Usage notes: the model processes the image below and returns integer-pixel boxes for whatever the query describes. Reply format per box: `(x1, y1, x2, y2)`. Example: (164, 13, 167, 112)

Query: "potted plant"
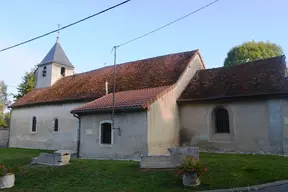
(177, 156, 207, 187)
(0, 164, 22, 189)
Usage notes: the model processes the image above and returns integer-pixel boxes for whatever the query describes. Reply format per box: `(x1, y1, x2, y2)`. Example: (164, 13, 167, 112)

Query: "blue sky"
(0, 0, 287, 97)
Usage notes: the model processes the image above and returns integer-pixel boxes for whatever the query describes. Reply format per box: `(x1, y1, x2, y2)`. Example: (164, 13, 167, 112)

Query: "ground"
(1, 148, 288, 192)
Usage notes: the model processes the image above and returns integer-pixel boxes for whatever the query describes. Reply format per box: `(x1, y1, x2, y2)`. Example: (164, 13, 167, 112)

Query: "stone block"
(31, 153, 55, 166)
(168, 147, 199, 161)
(140, 155, 183, 168)
(31, 151, 72, 166)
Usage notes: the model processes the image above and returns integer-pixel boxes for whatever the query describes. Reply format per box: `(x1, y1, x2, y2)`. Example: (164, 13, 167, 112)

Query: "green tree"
(13, 68, 35, 100)
(224, 41, 284, 67)
(0, 81, 8, 128)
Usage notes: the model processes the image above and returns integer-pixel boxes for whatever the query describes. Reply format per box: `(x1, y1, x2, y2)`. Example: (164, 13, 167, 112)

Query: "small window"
(42, 66, 47, 77)
(32, 116, 37, 133)
(100, 122, 112, 144)
(54, 118, 59, 132)
(214, 107, 230, 133)
(61, 67, 65, 76)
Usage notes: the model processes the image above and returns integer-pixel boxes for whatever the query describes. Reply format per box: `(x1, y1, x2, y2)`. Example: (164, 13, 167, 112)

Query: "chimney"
(105, 81, 108, 95)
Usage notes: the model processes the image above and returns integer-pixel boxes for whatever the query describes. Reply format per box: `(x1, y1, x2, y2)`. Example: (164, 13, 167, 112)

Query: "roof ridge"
(69, 50, 198, 77)
(200, 55, 286, 72)
(104, 85, 171, 96)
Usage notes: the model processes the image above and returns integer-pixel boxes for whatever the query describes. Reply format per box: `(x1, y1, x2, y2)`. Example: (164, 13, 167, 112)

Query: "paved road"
(255, 184, 288, 192)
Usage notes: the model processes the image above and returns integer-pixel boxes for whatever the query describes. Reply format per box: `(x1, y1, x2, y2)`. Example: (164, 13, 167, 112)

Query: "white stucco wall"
(36, 64, 52, 88)
(36, 63, 74, 88)
(79, 112, 147, 160)
(9, 102, 85, 150)
(179, 99, 286, 154)
(147, 54, 205, 155)
(51, 63, 74, 85)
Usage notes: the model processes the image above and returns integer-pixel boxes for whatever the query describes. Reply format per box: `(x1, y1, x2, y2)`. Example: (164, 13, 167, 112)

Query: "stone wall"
(147, 54, 205, 155)
(179, 99, 285, 154)
(0, 129, 9, 148)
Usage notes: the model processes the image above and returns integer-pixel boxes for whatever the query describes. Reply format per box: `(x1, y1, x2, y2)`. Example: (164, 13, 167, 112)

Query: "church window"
(61, 67, 66, 76)
(32, 116, 37, 133)
(100, 121, 112, 144)
(214, 107, 230, 133)
(42, 66, 47, 77)
(54, 118, 59, 132)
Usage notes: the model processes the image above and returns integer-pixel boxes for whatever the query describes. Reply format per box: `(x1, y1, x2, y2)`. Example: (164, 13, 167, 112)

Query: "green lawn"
(1, 148, 288, 192)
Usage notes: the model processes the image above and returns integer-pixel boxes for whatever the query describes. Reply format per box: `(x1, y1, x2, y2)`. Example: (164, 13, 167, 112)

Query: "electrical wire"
(0, 0, 132, 53)
(116, 0, 220, 48)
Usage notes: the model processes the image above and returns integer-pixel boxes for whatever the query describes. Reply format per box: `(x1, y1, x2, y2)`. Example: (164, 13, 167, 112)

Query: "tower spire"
(56, 24, 60, 42)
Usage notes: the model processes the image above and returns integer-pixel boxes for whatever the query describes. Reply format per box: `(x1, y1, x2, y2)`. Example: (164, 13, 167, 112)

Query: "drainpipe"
(73, 114, 81, 159)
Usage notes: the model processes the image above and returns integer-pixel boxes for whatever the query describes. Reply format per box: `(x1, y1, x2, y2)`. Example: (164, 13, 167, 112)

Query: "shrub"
(177, 156, 207, 176)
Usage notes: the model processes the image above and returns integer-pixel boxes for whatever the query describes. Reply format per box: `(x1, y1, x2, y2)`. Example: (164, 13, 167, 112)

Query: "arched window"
(42, 66, 47, 77)
(214, 107, 230, 133)
(32, 116, 37, 133)
(61, 67, 66, 76)
(100, 122, 112, 144)
(54, 118, 59, 132)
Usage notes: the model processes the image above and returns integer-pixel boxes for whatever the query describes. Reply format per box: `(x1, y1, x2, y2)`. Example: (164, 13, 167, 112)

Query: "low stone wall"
(0, 129, 9, 148)
(140, 147, 199, 169)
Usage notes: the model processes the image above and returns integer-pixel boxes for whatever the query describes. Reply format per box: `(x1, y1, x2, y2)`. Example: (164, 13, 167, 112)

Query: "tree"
(224, 41, 284, 67)
(0, 81, 8, 128)
(13, 68, 35, 100)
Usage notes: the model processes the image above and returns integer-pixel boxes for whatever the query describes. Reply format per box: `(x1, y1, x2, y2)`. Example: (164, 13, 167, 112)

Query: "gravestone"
(31, 150, 72, 166)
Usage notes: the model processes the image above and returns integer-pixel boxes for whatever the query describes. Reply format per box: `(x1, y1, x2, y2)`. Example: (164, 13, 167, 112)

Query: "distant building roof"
(38, 41, 73, 68)
(71, 86, 170, 114)
(10, 50, 198, 108)
(179, 55, 288, 102)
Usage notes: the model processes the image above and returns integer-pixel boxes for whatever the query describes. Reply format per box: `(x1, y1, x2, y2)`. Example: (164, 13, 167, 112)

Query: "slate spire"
(38, 41, 73, 68)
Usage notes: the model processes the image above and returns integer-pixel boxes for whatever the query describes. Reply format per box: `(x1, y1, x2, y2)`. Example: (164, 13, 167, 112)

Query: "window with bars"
(100, 122, 112, 144)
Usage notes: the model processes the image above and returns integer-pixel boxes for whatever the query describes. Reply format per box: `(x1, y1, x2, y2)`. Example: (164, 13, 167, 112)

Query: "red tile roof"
(179, 55, 288, 101)
(71, 86, 170, 114)
(10, 50, 198, 108)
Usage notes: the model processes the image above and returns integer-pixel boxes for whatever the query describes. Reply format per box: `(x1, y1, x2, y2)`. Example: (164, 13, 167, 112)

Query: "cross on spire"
(56, 24, 61, 42)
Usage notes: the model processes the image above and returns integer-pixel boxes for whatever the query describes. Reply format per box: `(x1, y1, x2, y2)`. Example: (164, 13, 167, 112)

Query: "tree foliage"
(13, 68, 35, 100)
(224, 41, 284, 67)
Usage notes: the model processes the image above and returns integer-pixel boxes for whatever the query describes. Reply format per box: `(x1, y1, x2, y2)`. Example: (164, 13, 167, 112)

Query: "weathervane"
(56, 24, 61, 42)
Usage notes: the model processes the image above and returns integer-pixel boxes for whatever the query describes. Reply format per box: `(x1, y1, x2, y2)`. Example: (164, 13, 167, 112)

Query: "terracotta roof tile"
(71, 86, 169, 113)
(179, 55, 288, 101)
(11, 50, 197, 108)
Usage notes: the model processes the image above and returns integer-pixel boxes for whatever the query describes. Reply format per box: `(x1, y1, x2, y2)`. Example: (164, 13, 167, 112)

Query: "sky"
(0, 0, 287, 98)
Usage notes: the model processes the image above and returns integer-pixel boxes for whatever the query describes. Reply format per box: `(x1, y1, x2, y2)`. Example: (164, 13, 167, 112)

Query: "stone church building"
(9, 41, 288, 159)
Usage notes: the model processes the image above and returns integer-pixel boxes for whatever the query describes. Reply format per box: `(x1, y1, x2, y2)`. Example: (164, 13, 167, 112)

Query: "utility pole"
(112, 46, 117, 130)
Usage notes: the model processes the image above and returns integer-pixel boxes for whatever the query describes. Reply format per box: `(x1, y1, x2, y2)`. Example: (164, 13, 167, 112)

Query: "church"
(9, 40, 288, 159)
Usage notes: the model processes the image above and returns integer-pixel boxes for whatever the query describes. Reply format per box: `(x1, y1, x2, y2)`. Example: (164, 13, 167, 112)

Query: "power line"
(116, 0, 220, 48)
(109, 0, 220, 129)
(0, 0, 132, 53)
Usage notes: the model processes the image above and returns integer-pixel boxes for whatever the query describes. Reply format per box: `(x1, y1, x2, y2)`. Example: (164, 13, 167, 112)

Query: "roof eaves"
(71, 105, 145, 115)
(9, 97, 96, 109)
(177, 91, 288, 103)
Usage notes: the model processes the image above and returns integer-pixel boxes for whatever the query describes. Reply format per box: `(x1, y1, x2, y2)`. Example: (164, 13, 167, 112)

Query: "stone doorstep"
(198, 180, 288, 192)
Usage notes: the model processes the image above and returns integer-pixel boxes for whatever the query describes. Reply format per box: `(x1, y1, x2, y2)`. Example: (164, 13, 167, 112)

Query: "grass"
(1, 148, 288, 191)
